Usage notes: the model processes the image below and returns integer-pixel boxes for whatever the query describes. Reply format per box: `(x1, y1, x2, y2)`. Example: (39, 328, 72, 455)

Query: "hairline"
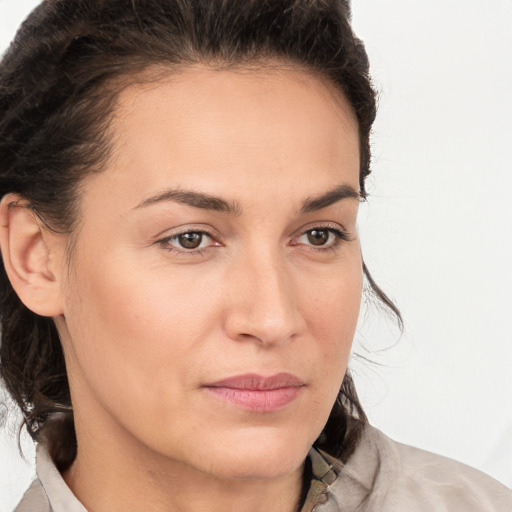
(62, 58, 361, 265)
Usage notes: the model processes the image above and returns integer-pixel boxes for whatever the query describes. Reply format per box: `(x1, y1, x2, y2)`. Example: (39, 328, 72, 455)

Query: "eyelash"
(157, 228, 219, 256)
(157, 224, 351, 256)
(292, 225, 351, 253)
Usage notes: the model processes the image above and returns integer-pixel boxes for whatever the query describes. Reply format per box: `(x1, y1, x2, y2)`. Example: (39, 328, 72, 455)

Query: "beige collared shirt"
(15, 425, 512, 511)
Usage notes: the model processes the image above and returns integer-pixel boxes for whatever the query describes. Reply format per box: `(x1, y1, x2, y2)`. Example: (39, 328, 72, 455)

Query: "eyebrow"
(135, 184, 359, 215)
(300, 184, 361, 214)
(135, 189, 242, 215)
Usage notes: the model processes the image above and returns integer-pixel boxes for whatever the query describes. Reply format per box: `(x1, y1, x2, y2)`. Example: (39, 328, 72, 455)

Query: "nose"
(223, 249, 305, 347)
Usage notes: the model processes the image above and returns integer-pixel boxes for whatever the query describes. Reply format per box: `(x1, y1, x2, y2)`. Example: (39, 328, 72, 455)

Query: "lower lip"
(204, 386, 302, 412)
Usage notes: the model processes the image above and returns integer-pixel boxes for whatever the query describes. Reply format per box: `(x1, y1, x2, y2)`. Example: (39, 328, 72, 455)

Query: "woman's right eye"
(159, 231, 216, 253)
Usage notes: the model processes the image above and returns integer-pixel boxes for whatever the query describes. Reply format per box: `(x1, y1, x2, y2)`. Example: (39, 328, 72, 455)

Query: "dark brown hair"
(0, 0, 401, 472)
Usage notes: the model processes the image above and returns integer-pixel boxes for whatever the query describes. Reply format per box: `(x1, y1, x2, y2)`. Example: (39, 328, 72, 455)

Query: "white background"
(1, 0, 511, 510)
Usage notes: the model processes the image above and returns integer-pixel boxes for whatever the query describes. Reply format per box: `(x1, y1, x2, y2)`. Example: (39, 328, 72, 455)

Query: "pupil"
(179, 232, 202, 249)
(307, 229, 329, 246)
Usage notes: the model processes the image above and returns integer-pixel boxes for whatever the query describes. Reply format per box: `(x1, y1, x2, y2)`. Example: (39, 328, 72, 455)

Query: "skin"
(1, 66, 362, 512)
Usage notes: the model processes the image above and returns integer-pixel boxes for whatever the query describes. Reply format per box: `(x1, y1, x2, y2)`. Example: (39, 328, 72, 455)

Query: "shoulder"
(14, 478, 51, 512)
(322, 425, 512, 512)
(14, 444, 86, 512)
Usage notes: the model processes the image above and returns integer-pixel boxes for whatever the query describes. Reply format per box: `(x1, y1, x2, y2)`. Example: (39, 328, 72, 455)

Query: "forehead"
(83, 65, 360, 213)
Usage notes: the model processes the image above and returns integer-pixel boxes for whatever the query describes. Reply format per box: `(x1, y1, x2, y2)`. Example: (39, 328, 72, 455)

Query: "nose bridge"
(225, 244, 302, 345)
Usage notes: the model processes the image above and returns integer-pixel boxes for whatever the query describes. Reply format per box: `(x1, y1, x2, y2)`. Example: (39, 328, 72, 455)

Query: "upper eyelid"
(294, 227, 350, 245)
(161, 230, 216, 248)
(154, 221, 351, 243)
(168, 228, 214, 238)
(294, 221, 349, 236)
(155, 224, 219, 241)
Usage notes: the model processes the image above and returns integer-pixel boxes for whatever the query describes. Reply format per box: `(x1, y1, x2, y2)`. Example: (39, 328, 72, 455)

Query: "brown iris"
(307, 229, 329, 246)
(178, 232, 203, 249)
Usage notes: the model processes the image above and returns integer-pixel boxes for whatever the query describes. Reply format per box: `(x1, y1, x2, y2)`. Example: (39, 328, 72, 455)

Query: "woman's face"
(55, 66, 362, 481)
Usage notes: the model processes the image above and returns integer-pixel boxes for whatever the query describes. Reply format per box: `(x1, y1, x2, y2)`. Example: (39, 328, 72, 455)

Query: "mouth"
(203, 373, 305, 412)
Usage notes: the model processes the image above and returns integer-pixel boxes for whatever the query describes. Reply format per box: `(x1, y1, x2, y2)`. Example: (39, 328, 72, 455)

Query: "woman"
(0, 1, 510, 511)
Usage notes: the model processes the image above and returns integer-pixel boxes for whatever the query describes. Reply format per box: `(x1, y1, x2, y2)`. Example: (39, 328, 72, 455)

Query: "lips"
(203, 373, 305, 412)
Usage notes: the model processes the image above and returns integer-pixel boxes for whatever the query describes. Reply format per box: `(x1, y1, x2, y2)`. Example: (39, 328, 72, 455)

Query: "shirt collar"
(36, 444, 87, 512)
(301, 447, 339, 511)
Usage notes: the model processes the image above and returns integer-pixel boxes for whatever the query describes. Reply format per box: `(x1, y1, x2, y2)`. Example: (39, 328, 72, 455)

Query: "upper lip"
(205, 373, 305, 390)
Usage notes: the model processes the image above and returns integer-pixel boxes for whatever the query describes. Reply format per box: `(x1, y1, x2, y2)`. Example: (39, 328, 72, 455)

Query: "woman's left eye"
(294, 227, 349, 249)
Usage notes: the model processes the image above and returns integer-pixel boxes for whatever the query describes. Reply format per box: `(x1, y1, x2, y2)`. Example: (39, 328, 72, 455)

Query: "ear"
(0, 194, 64, 317)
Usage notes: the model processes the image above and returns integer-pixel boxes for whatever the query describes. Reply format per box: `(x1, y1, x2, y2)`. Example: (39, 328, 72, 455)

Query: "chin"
(192, 428, 313, 481)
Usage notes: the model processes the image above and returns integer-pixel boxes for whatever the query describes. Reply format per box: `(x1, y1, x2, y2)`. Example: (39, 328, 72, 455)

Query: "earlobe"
(0, 194, 64, 317)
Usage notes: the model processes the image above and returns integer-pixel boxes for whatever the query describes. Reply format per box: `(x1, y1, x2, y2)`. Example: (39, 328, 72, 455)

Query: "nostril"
(224, 305, 302, 347)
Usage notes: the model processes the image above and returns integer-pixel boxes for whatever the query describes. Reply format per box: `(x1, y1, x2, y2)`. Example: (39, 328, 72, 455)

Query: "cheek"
(60, 252, 218, 422)
(297, 254, 362, 389)
(304, 258, 362, 343)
